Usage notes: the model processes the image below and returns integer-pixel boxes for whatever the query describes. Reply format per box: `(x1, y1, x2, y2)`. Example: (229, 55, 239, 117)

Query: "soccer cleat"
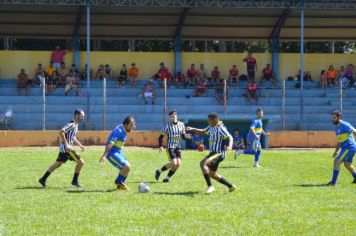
(229, 185, 237, 193)
(71, 181, 83, 188)
(38, 178, 46, 188)
(205, 186, 216, 195)
(117, 182, 129, 191)
(234, 149, 243, 159)
(352, 179, 356, 184)
(162, 177, 170, 183)
(326, 181, 335, 186)
(155, 170, 161, 181)
(253, 163, 261, 168)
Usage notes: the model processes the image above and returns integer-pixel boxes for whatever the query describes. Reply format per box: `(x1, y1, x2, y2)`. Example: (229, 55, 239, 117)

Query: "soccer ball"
(198, 143, 205, 152)
(138, 182, 149, 193)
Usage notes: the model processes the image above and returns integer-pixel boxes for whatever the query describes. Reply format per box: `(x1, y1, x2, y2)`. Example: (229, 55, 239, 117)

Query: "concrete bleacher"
(0, 79, 355, 131)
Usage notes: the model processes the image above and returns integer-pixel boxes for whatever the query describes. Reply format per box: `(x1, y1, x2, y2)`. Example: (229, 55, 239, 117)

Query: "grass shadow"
(153, 191, 200, 197)
(66, 189, 117, 193)
(128, 181, 157, 184)
(294, 183, 331, 188)
(220, 166, 250, 169)
(15, 186, 65, 190)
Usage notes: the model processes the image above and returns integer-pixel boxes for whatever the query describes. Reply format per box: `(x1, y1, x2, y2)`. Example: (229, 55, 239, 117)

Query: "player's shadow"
(220, 166, 249, 169)
(66, 189, 117, 193)
(128, 181, 157, 184)
(294, 183, 330, 188)
(15, 186, 65, 190)
(153, 191, 199, 197)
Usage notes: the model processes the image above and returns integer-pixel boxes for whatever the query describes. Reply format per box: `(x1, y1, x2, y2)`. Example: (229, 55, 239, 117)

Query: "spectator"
(96, 64, 106, 80)
(51, 46, 67, 71)
(128, 63, 139, 87)
(197, 64, 208, 84)
(229, 65, 239, 87)
(81, 64, 93, 81)
(232, 129, 245, 150)
(189, 131, 205, 149)
(17, 68, 30, 96)
(58, 62, 67, 86)
(105, 64, 113, 80)
(261, 63, 277, 87)
(173, 71, 185, 88)
(186, 63, 197, 87)
(345, 64, 355, 88)
(69, 64, 80, 81)
(64, 71, 79, 96)
(118, 64, 128, 87)
(155, 62, 170, 88)
(215, 79, 227, 105)
(244, 79, 259, 105)
(338, 65, 348, 88)
(34, 63, 46, 87)
(141, 80, 156, 105)
(210, 66, 221, 87)
(305, 71, 312, 81)
(327, 65, 337, 87)
(190, 78, 207, 97)
(242, 51, 257, 80)
(46, 62, 58, 95)
(320, 70, 327, 89)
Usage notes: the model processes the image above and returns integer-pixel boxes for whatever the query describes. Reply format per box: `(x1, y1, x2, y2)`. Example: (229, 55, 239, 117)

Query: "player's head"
(234, 129, 239, 136)
(208, 112, 219, 126)
(256, 108, 263, 118)
(331, 110, 342, 125)
(123, 115, 136, 133)
(169, 110, 178, 123)
(74, 109, 85, 123)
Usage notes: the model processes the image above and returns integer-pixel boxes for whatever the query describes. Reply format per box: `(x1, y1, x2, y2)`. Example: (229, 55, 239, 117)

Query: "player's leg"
(39, 152, 68, 187)
(253, 142, 262, 167)
(342, 150, 356, 183)
(70, 150, 84, 187)
(200, 153, 215, 193)
(328, 149, 346, 185)
(107, 152, 130, 190)
(163, 149, 182, 182)
(208, 157, 236, 192)
(235, 140, 256, 157)
(155, 149, 174, 181)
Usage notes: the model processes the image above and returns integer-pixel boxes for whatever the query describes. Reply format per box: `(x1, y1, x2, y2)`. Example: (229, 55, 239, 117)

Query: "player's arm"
(158, 133, 165, 153)
(333, 144, 340, 159)
(262, 129, 271, 136)
(59, 129, 71, 152)
(99, 142, 114, 163)
(186, 127, 206, 135)
(73, 137, 85, 151)
(225, 134, 233, 151)
(250, 127, 260, 140)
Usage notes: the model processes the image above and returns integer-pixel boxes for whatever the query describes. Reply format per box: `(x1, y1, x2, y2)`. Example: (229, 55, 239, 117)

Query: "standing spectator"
(229, 65, 239, 87)
(51, 46, 67, 71)
(96, 64, 106, 80)
(105, 64, 113, 80)
(210, 66, 221, 87)
(327, 65, 337, 87)
(155, 62, 170, 88)
(35, 63, 46, 87)
(242, 51, 257, 81)
(261, 63, 277, 87)
(320, 70, 327, 89)
(197, 64, 208, 84)
(118, 64, 128, 87)
(46, 62, 58, 95)
(81, 64, 93, 81)
(64, 71, 79, 96)
(17, 69, 30, 96)
(141, 80, 156, 105)
(58, 62, 68, 86)
(215, 79, 227, 105)
(128, 63, 139, 87)
(345, 64, 355, 88)
(186, 63, 197, 87)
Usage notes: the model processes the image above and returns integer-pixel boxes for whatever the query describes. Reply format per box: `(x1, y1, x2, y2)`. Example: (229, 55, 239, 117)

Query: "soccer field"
(0, 147, 355, 235)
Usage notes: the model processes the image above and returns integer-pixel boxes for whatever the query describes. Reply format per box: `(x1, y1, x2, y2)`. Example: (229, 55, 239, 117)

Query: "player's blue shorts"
(107, 152, 128, 169)
(337, 148, 355, 163)
(246, 139, 260, 150)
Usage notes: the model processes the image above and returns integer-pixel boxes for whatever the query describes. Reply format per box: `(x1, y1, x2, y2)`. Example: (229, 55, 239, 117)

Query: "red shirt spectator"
(243, 52, 257, 79)
(211, 66, 220, 84)
(51, 46, 66, 70)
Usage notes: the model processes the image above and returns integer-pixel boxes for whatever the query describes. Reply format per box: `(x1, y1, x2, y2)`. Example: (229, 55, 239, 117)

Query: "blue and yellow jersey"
(247, 118, 263, 141)
(335, 120, 356, 149)
(106, 124, 127, 155)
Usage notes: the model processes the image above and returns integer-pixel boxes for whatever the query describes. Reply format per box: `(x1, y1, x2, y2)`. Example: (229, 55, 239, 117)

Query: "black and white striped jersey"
(204, 121, 230, 157)
(162, 121, 186, 149)
(59, 120, 78, 153)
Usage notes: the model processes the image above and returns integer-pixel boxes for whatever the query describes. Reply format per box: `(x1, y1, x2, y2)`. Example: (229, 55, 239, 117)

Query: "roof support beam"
(72, 5, 83, 70)
(173, 7, 189, 74)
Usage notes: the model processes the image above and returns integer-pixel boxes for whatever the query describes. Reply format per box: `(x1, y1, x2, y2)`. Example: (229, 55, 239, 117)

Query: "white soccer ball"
(138, 182, 149, 193)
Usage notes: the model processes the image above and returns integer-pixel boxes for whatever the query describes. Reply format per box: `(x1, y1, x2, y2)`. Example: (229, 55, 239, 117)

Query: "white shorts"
(144, 92, 153, 98)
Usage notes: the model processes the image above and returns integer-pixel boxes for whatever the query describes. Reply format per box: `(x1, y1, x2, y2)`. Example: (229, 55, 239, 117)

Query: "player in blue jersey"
(327, 110, 356, 186)
(99, 116, 136, 190)
(235, 108, 270, 167)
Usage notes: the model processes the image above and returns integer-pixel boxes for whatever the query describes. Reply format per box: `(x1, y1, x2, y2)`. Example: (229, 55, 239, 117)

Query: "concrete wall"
(1, 50, 355, 81)
(0, 131, 337, 148)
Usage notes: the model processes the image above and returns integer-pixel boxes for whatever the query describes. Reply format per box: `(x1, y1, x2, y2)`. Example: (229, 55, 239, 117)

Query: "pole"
(86, 1, 90, 89)
(42, 80, 46, 131)
(340, 80, 343, 114)
(103, 77, 106, 130)
(300, 6, 305, 125)
(224, 78, 227, 116)
(282, 79, 286, 130)
(163, 79, 167, 126)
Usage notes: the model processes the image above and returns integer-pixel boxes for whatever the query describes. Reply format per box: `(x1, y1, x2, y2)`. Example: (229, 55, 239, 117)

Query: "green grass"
(0, 147, 355, 235)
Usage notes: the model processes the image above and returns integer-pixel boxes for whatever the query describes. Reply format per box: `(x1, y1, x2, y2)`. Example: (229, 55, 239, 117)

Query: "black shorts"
(263, 74, 273, 80)
(205, 152, 224, 171)
(166, 148, 182, 160)
(56, 150, 81, 163)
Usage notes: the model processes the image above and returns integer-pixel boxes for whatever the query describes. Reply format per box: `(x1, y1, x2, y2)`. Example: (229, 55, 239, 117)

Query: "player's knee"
(78, 159, 84, 165)
(124, 163, 131, 171)
(200, 160, 206, 169)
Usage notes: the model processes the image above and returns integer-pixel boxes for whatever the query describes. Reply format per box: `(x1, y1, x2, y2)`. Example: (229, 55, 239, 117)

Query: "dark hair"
(321, 70, 325, 74)
(331, 110, 342, 118)
(169, 110, 177, 116)
(123, 115, 135, 125)
(74, 109, 84, 117)
(256, 108, 263, 113)
(208, 112, 218, 119)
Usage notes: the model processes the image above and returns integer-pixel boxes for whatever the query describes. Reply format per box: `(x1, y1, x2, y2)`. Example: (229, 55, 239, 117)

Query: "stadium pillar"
(299, 6, 305, 127)
(174, 35, 182, 74)
(86, 1, 91, 88)
(72, 6, 83, 71)
(271, 37, 279, 81)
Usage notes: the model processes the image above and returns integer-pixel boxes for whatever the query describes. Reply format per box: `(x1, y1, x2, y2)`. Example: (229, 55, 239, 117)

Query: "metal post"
(271, 37, 279, 81)
(224, 78, 227, 116)
(340, 80, 343, 114)
(42, 79, 46, 131)
(86, 1, 91, 89)
(300, 6, 305, 125)
(282, 79, 286, 130)
(163, 79, 167, 126)
(103, 77, 106, 130)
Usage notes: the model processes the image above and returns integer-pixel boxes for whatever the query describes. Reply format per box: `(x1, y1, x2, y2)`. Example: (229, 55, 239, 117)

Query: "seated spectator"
(345, 64, 355, 88)
(327, 65, 337, 87)
(118, 64, 128, 87)
(186, 63, 197, 87)
(96, 64, 106, 80)
(58, 62, 67, 86)
(320, 70, 327, 89)
(215, 79, 228, 105)
(197, 64, 208, 84)
(305, 71, 312, 81)
(261, 64, 277, 87)
(189, 131, 205, 149)
(210, 66, 220, 87)
(155, 62, 170, 88)
(69, 64, 80, 81)
(243, 79, 260, 105)
(128, 63, 139, 87)
(81, 64, 93, 80)
(338, 65, 348, 88)
(141, 80, 156, 105)
(35, 63, 46, 87)
(17, 68, 30, 96)
(173, 71, 185, 88)
(46, 62, 58, 95)
(190, 78, 207, 97)
(229, 65, 239, 87)
(64, 71, 79, 96)
(105, 64, 113, 80)
(232, 129, 245, 150)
